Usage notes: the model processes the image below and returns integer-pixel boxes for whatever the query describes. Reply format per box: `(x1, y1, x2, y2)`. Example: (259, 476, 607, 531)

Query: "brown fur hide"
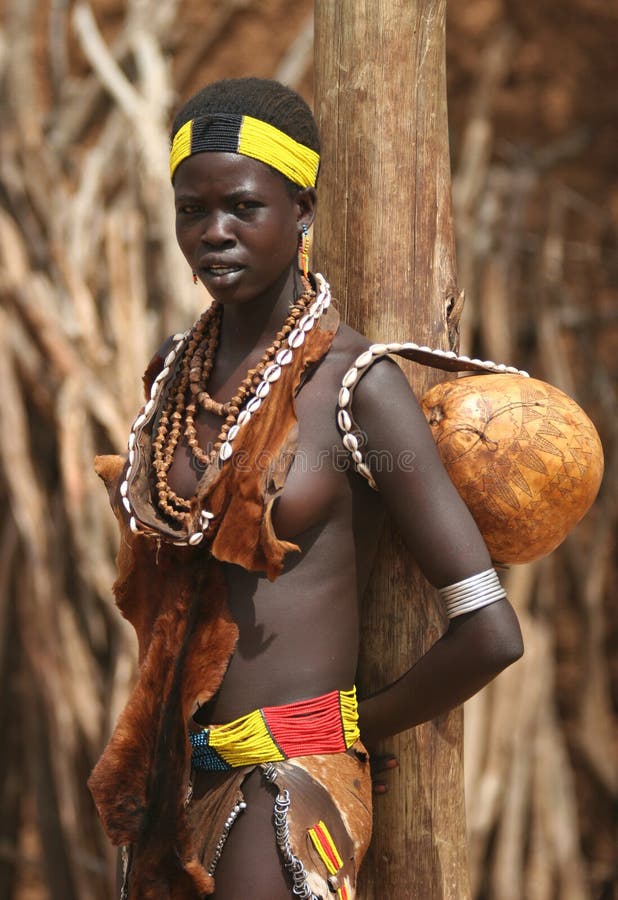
(88, 308, 339, 898)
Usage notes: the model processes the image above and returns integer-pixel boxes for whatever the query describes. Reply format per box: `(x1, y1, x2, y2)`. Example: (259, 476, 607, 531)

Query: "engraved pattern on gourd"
(421, 375, 604, 564)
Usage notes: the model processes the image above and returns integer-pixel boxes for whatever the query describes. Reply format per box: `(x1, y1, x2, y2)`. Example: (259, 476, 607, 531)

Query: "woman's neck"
(218, 268, 305, 360)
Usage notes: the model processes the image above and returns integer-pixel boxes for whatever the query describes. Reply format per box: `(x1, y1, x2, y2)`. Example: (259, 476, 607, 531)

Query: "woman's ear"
(296, 187, 317, 230)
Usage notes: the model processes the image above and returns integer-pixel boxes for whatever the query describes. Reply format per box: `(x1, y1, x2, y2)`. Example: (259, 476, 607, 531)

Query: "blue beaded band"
(190, 730, 230, 772)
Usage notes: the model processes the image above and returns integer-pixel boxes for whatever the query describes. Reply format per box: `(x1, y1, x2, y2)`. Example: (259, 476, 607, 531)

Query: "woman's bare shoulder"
(326, 320, 372, 368)
(327, 322, 413, 400)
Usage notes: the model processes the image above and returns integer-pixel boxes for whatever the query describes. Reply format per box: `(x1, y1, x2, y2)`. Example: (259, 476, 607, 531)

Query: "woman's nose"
(200, 212, 234, 247)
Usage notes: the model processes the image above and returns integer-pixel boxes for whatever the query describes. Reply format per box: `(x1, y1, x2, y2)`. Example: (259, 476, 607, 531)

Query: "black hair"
(170, 77, 320, 190)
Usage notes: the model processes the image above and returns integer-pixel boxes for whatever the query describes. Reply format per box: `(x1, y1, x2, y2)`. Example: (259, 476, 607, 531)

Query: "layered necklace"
(120, 273, 332, 546)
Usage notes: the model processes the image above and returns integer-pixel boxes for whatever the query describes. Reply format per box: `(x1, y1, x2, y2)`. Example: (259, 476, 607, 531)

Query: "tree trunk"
(313, 2, 470, 897)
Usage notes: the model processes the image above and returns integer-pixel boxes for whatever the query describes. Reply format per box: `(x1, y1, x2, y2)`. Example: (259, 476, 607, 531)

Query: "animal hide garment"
(88, 306, 339, 898)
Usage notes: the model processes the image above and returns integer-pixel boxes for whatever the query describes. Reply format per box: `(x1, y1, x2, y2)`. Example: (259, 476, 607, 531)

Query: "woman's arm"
(351, 358, 524, 744)
(358, 600, 522, 745)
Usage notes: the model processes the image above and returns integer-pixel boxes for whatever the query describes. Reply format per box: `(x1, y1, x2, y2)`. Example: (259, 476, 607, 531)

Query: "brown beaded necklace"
(151, 278, 315, 523)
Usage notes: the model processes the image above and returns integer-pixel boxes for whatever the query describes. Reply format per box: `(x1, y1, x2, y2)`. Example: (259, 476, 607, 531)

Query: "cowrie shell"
(152, 368, 170, 394)
(357, 462, 374, 482)
(128, 450, 135, 466)
(144, 399, 155, 416)
(122, 497, 131, 513)
(337, 409, 352, 432)
(299, 314, 316, 332)
(387, 342, 403, 352)
(189, 532, 204, 546)
(226, 425, 240, 441)
(237, 410, 251, 425)
(133, 413, 146, 430)
(401, 342, 419, 351)
(219, 441, 233, 461)
(343, 433, 359, 452)
(370, 343, 388, 354)
(352, 450, 363, 464)
(201, 510, 214, 520)
(342, 367, 358, 388)
(128, 433, 136, 450)
(129, 517, 139, 534)
(355, 350, 374, 369)
(164, 351, 176, 367)
(255, 380, 270, 398)
(264, 364, 282, 383)
(120, 481, 128, 497)
(288, 329, 305, 348)
(246, 397, 262, 413)
(338, 386, 350, 407)
(275, 348, 293, 366)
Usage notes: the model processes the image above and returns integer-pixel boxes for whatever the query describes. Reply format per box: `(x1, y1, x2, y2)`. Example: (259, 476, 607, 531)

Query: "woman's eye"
(235, 200, 261, 212)
(177, 204, 203, 215)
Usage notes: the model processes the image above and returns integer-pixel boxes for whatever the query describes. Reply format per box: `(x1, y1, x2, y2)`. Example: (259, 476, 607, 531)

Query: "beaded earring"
(298, 224, 310, 278)
(193, 272, 199, 285)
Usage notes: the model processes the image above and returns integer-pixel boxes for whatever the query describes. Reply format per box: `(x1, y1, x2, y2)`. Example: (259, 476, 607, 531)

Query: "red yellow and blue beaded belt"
(190, 687, 360, 771)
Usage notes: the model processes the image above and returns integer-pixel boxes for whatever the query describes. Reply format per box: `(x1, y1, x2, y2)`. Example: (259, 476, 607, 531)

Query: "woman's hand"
(369, 752, 398, 795)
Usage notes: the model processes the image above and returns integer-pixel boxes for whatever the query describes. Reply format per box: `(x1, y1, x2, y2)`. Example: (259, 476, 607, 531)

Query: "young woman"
(89, 78, 523, 900)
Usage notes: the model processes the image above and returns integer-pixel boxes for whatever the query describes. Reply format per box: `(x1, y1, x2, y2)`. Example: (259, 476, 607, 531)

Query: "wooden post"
(313, 2, 469, 898)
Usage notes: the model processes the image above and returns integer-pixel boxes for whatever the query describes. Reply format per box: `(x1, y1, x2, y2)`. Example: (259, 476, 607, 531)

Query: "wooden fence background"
(0, 1, 615, 898)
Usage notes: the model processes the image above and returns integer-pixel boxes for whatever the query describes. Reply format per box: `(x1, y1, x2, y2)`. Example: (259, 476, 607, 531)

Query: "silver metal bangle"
(439, 568, 506, 619)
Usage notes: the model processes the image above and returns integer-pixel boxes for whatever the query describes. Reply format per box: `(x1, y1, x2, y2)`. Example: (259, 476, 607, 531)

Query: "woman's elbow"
(496, 625, 524, 669)
(484, 606, 524, 673)
(456, 599, 524, 675)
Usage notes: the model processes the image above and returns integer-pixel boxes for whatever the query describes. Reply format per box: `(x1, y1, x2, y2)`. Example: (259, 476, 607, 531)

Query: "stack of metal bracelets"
(439, 568, 506, 619)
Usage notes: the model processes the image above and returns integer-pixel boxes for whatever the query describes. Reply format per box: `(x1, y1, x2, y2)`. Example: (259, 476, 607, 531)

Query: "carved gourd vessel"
(421, 374, 604, 564)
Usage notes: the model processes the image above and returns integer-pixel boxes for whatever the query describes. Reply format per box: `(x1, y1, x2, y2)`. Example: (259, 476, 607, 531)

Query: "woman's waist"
(193, 662, 358, 726)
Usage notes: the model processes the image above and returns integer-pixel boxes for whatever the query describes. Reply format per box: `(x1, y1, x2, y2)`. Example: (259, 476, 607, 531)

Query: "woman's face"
(174, 152, 316, 305)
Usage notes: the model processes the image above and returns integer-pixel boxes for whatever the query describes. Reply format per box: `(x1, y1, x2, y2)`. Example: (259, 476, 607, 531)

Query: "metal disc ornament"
(421, 374, 604, 564)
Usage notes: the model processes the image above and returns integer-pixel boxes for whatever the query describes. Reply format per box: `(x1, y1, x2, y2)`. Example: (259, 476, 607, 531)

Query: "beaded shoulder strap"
(336, 341, 529, 489)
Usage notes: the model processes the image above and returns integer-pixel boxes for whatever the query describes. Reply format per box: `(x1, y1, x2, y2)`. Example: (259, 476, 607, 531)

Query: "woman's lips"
(199, 255, 242, 269)
(201, 263, 243, 278)
(206, 264, 240, 271)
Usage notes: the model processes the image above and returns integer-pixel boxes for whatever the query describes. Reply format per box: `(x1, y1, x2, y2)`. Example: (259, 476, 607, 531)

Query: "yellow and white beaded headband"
(169, 113, 320, 187)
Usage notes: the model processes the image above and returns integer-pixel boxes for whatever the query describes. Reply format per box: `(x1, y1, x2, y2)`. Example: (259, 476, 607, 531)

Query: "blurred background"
(0, 1, 615, 898)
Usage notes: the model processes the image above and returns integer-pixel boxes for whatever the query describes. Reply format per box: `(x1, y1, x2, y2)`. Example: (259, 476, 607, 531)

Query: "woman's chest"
(164, 366, 349, 541)
(271, 386, 347, 540)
